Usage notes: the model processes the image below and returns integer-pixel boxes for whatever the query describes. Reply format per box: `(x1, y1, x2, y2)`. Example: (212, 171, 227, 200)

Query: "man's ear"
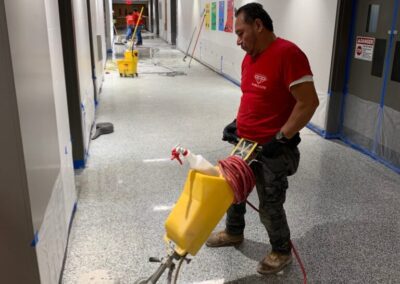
(254, 19, 264, 32)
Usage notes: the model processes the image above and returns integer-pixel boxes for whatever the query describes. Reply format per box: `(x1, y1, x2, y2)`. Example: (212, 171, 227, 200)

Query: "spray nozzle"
(171, 145, 187, 165)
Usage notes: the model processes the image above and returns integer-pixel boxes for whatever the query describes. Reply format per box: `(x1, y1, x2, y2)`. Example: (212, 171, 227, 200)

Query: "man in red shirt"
(133, 9, 146, 45)
(206, 3, 319, 275)
(125, 11, 135, 41)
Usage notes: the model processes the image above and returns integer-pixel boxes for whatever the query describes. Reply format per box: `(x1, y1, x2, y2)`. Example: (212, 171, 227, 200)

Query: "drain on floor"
(78, 270, 120, 284)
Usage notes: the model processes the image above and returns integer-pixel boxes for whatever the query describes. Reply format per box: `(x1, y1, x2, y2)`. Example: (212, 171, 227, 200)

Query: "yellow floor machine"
(135, 139, 259, 284)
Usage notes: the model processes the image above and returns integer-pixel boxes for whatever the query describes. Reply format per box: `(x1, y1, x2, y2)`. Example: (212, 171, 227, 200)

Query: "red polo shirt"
(236, 38, 313, 144)
(126, 15, 134, 26)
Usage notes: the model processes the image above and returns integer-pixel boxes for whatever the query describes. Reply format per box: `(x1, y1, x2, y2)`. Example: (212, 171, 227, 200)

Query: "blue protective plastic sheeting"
(342, 136, 400, 174)
(338, 0, 400, 173)
(372, 0, 400, 154)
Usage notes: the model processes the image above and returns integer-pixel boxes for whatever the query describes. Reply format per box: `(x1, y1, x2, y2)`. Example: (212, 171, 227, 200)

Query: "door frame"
(328, 0, 400, 173)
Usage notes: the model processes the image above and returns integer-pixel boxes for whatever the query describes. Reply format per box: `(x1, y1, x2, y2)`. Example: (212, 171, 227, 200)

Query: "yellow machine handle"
(130, 6, 144, 50)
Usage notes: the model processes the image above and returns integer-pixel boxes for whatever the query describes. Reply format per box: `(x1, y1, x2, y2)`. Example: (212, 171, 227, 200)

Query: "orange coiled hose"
(218, 156, 256, 204)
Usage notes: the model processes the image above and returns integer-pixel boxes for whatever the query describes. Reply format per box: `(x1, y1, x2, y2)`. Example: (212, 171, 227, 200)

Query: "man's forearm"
(280, 101, 318, 138)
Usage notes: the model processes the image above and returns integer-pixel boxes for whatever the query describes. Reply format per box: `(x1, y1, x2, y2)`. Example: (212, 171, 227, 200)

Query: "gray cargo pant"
(225, 145, 300, 254)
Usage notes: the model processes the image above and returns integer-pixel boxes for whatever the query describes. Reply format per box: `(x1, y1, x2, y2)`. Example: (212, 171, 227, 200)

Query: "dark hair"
(235, 3, 274, 32)
(133, 9, 138, 12)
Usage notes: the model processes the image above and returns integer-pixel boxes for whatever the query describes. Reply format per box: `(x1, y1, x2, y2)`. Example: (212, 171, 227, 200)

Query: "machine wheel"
(119, 73, 122, 77)
(136, 73, 139, 77)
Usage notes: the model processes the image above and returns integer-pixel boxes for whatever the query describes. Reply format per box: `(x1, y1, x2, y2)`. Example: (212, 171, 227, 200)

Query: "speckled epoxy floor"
(61, 37, 400, 284)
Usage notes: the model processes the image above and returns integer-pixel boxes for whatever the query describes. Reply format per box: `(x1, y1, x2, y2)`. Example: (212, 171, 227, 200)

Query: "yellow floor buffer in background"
(135, 140, 259, 284)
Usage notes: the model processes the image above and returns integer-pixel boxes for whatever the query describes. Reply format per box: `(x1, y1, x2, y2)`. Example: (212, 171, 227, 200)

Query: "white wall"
(89, 0, 107, 95)
(167, 0, 172, 42)
(43, 0, 77, 229)
(176, 0, 339, 131)
(105, 0, 114, 52)
(158, 0, 167, 40)
(97, 0, 107, 65)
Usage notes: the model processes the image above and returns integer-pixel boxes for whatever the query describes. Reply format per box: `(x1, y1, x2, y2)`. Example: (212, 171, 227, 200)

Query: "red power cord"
(218, 156, 307, 284)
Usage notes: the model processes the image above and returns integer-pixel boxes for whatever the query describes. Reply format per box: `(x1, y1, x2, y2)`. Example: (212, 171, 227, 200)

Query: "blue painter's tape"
(107, 48, 113, 54)
(338, 0, 358, 136)
(306, 123, 340, 139)
(95, 99, 99, 107)
(220, 72, 240, 87)
(30, 231, 39, 247)
(80, 103, 85, 111)
(72, 202, 77, 215)
(378, 0, 399, 108)
(306, 122, 326, 137)
(73, 159, 85, 169)
(74, 147, 89, 169)
(66, 202, 78, 237)
(373, 0, 400, 154)
(342, 136, 400, 174)
(197, 56, 240, 87)
(307, 126, 400, 174)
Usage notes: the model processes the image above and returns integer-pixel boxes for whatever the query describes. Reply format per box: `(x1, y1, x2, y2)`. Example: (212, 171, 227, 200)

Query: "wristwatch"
(275, 131, 289, 143)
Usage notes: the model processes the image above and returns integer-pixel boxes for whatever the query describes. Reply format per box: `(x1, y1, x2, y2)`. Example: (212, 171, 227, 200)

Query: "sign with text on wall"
(354, 36, 375, 61)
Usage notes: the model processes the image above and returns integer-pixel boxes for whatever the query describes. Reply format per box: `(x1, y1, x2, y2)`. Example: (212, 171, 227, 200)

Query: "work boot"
(257, 251, 292, 275)
(205, 230, 243, 247)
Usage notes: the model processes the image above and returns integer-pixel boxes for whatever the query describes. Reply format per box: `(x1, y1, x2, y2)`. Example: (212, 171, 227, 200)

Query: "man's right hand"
(261, 132, 301, 158)
(222, 119, 239, 143)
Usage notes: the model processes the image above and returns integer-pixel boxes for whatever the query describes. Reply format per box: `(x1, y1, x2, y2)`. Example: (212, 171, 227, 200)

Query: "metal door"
(342, 0, 400, 169)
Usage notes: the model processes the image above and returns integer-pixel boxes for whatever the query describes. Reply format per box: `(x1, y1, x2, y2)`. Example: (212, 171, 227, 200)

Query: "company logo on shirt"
(252, 73, 267, 89)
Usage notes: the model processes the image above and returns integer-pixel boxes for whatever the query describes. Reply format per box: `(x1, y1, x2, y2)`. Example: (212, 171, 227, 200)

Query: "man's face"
(235, 13, 258, 56)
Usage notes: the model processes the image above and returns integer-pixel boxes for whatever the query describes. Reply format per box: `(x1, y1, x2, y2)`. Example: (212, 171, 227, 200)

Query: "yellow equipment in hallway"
(164, 170, 234, 256)
(117, 6, 144, 78)
(135, 139, 258, 284)
(117, 49, 138, 77)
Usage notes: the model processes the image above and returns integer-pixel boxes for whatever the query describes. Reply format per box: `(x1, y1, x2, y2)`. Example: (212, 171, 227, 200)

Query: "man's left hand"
(222, 119, 239, 143)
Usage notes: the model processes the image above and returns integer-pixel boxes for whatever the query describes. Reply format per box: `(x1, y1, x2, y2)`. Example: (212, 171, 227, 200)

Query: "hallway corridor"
(61, 38, 400, 284)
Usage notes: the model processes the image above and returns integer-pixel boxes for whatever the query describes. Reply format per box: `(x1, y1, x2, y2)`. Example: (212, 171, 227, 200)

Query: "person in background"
(133, 9, 146, 46)
(206, 2, 319, 275)
(125, 11, 135, 41)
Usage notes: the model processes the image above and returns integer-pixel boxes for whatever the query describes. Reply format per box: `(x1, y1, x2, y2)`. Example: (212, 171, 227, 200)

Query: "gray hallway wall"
(1, 0, 78, 282)
(0, 1, 41, 283)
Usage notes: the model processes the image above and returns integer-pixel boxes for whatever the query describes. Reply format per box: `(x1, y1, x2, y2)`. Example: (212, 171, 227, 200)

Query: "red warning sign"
(354, 36, 375, 61)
